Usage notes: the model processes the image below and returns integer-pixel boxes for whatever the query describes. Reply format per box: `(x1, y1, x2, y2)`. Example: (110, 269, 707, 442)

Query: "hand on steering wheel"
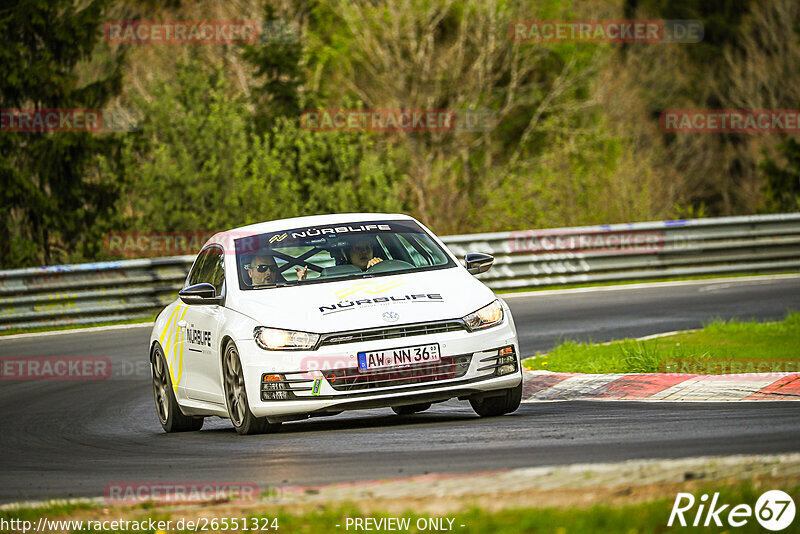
(365, 257, 383, 269)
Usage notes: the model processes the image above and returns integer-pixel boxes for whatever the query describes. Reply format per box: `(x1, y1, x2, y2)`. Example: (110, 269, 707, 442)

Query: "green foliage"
(759, 137, 800, 212)
(625, 0, 754, 66)
(3, 0, 798, 268)
(0, 0, 124, 268)
(483, 124, 668, 231)
(240, 4, 306, 133)
(110, 60, 404, 237)
(621, 0, 798, 218)
(111, 61, 252, 232)
(256, 121, 405, 217)
(299, 0, 609, 233)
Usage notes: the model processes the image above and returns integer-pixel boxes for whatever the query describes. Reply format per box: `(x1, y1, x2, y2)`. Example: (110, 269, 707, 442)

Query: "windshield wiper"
(253, 282, 294, 289)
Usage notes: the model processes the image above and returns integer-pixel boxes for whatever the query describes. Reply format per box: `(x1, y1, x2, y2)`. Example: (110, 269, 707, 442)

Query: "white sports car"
(149, 213, 522, 434)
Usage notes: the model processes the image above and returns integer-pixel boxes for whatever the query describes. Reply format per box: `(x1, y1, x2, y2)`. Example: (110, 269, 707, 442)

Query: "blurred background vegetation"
(1, 0, 799, 268)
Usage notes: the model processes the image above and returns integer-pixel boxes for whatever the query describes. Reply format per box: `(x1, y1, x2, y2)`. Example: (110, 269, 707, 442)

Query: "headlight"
(254, 327, 319, 350)
(462, 300, 504, 331)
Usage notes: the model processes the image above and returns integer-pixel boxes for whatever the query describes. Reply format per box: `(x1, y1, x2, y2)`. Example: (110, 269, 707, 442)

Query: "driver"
(244, 254, 280, 286)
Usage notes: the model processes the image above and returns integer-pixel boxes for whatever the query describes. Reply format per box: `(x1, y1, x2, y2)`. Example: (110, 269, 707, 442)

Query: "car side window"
(187, 247, 225, 296)
(207, 248, 225, 295)
(187, 249, 211, 286)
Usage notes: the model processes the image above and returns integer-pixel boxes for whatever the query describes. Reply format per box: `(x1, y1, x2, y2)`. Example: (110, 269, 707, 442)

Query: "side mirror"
(179, 283, 222, 305)
(465, 253, 494, 275)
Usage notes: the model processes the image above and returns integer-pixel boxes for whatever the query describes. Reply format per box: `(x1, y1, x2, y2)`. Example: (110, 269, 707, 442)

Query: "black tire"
(469, 382, 522, 417)
(391, 402, 431, 416)
(222, 341, 281, 435)
(151, 344, 204, 432)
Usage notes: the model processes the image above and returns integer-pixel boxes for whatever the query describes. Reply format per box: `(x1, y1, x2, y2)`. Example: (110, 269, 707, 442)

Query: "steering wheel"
(365, 259, 414, 273)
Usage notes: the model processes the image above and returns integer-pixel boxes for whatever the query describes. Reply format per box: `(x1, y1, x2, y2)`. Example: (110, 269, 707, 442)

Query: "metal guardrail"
(1, 213, 798, 331)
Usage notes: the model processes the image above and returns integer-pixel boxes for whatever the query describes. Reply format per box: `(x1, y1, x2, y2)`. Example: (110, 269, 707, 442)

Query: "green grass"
(1, 482, 796, 533)
(524, 312, 800, 374)
(496, 271, 799, 294)
(0, 316, 156, 337)
(0, 501, 96, 524)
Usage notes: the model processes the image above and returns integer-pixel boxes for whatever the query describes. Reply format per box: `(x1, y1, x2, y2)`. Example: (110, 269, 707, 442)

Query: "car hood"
(228, 267, 496, 333)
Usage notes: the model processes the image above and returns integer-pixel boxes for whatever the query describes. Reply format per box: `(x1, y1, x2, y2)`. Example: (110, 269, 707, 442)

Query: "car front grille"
(320, 354, 472, 392)
(318, 320, 467, 347)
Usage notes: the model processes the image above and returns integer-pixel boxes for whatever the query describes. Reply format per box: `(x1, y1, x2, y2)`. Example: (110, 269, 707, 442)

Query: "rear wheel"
(151, 344, 204, 432)
(223, 341, 281, 435)
(391, 402, 431, 416)
(469, 383, 522, 417)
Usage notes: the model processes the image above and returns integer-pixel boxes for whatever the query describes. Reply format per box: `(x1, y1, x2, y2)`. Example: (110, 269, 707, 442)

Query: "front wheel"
(151, 344, 204, 432)
(223, 341, 281, 435)
(469, 382, 522, 417)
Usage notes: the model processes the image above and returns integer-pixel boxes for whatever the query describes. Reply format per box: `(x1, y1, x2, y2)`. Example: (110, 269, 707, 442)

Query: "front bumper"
(238, 317, 521, 419)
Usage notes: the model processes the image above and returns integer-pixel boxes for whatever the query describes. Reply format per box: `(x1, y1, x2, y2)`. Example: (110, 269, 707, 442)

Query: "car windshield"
(234, 220, 456, 289)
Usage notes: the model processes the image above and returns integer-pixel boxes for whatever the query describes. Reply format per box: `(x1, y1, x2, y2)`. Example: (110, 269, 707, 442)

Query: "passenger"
(294, 238, 382, 281)
(348, 238, 383, 270)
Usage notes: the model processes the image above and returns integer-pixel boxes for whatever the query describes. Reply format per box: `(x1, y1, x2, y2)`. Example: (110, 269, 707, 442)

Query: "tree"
(239, 3, 306, 134)
(110, 59, 404, 239)
(0, 0, 124, 268)
(760, 138, 800, 212)
(298, 0, 603, 233)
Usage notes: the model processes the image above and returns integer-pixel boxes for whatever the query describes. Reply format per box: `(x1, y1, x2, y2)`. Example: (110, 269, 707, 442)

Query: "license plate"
(357, 343, 440, 372)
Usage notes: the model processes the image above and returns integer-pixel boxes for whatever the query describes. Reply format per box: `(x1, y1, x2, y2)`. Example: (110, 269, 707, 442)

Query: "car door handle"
(178, 320, 187, 329)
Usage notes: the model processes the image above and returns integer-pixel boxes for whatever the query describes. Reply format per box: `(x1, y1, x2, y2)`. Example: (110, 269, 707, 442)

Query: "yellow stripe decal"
(159, 306, 180, 349)
(162, 305, 182, 389)
(334, 279, 407, 300)
(173, 306, 189, 387)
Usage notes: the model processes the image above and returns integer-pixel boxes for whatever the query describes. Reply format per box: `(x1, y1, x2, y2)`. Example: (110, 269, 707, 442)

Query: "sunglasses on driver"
(244, 263, 277, 273)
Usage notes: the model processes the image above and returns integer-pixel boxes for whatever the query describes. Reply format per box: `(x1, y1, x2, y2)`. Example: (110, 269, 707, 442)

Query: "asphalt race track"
(1, 276, 799, 503)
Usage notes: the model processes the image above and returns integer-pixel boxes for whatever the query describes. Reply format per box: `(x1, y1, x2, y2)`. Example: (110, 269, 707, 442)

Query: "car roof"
(205, 213, 417, 248)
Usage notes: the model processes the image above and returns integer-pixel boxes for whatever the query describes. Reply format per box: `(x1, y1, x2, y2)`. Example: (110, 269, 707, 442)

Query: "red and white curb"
(521, 370, 800, 401)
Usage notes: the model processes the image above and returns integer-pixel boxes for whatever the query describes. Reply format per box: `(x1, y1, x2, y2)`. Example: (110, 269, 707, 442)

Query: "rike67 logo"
(669, 490, 796, 531)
